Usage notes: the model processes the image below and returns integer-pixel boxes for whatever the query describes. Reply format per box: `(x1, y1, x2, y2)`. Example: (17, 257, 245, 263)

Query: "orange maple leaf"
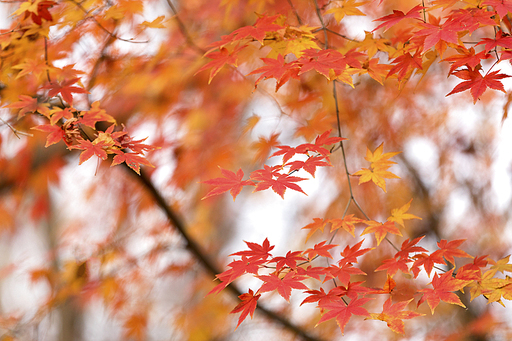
(368, 298, 424, 334)
(361, 220, 402, 246)
(418, 269, 471, 313)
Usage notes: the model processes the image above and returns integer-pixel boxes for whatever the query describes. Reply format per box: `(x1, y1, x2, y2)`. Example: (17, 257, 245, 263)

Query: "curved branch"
(129, 167, 326, 341)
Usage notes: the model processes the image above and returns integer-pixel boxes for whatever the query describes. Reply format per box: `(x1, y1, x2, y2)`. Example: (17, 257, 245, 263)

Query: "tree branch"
(128, 167, 326, 341)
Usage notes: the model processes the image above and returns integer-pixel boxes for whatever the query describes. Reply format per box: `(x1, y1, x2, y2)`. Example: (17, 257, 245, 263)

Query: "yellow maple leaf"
(488, 255, 512, 276)
(325, 0, 368, 22)
(354, 143, 401, 192)
(353, 167, 400, 192)
(388, 199, 421, 228)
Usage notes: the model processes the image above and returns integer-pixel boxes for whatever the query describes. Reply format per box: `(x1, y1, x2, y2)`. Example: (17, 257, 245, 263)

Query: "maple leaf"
(442, 47, 492, 74)
(257, 271, 308, 301)
(418, 269, 472, 314)
(230, 289, 261, 328)
(394, 236, 428, 260)
(49, 107, 74, 125)
(250, 165, 307, 198)
(31, 124, 66, 147)
(303, 241, 337, 260)
(13, 0, 56, 25)
(388, 199, 421, 228)
(446, 68, 510, 104)
(372, 5, 423, 32)
(69, 138, 110, 165)
(231, 14, 284, 44)
(297, 265, 326, 280)
(324, 263, 366, 285)
(230, 238, 274, 261)
(326, 0, 368, 23)
(329, 214, 364, 237)
(483, 0, 512, 18)
(297, 49, 346, 79)
(111, 151, 155, 175)
(368, 298, 424, 334)
(488, 255, 512, 276)
(301, 287, 344, 307)
(201, 168, 255, 200)
(445, 8, 496, 35)
(317, 297, 372, 334)
(270, 251, 306, 271)
(6, 95, 49, 118)
(251, 133, 280, 164)
(302, 218, 327, 242)
(361, 220, 402, 246)
(339, 239, 373, 265)
(376, 257, 411, 277)
(415, 21, 460, 52)
(247, 54, 301, 91)
(363, 58, 392, 84)
(42, 78, 89, 105)
(13, 58, 48, 79)
(387, 51, 423, 82)
(353, 143, 400, 192)
(411, 251, 446, 278)
(437, 239, 472, 265)
(78, 101, 116, 128)
(476, 30, 512, 53)
(196, 45, 245, 84)
(287, 156, 330, 177)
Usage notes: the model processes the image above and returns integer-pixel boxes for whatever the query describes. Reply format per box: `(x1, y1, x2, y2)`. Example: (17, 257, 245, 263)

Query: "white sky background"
(1, 2, 512, 340)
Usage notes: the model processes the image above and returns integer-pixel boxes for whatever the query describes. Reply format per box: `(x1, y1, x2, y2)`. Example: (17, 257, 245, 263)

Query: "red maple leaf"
(442, 47, 492, 74)
(372, 5, 423, 32)
(270, 251, 306, 271)
(257, 271, 308, 301)
(415, 21, 460, 51)
(301, 287, 344, 307)
(78, 101, 116, 128)
(476, 30, 512, 53)
(394, 236, 428, 259)
(368, 298, 424, 334)
(375, 257, 411, 277)
(445, 8, 495, 35)
(287, 156, 330, 177)
(230, 289, 261, 328)
(446, 68, 510, 103)
(209, 256, 267, 295)
(338, 239, 373, 265)
(317, 297, 372, 334)
(303, 241, 337, 260)
(297, 49, 346, 78)
(69, 138, 110, 164)
(230, 238, 274, 261)
(21, 0, 56, 25)
(196, 45, 245, 83)
(201, 168, 255, 200)
(250, 165, 307, 198)
(31, 124, 66, 147)
(6, 95, 49, 117)
(42, 78, 89, 105)
(483, 0, 512, 18)
(436, 239, 473, 265)
(111, 151, 154, 175)
(411, 251, 446, 278)
(297, 265, 326, 280)
(231, 14, 284, 43)
(387, 51, 423, 81)
(248, 54, 301, 91)
(418, 269, 471, 313)
(323, 263, 366, 285)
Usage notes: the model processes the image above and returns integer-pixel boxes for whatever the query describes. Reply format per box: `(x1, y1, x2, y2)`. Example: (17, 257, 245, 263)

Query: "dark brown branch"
(128, 167, 326, 341)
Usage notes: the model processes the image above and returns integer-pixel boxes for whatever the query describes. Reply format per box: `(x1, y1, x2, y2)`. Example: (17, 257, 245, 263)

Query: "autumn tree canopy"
(1, 0, 512, 340)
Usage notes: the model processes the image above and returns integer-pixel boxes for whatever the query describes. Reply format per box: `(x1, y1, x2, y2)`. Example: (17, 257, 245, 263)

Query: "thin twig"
(286, 0, 303, 25)
(165, 0, 205, 54)
(69, 0, 148, 44)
